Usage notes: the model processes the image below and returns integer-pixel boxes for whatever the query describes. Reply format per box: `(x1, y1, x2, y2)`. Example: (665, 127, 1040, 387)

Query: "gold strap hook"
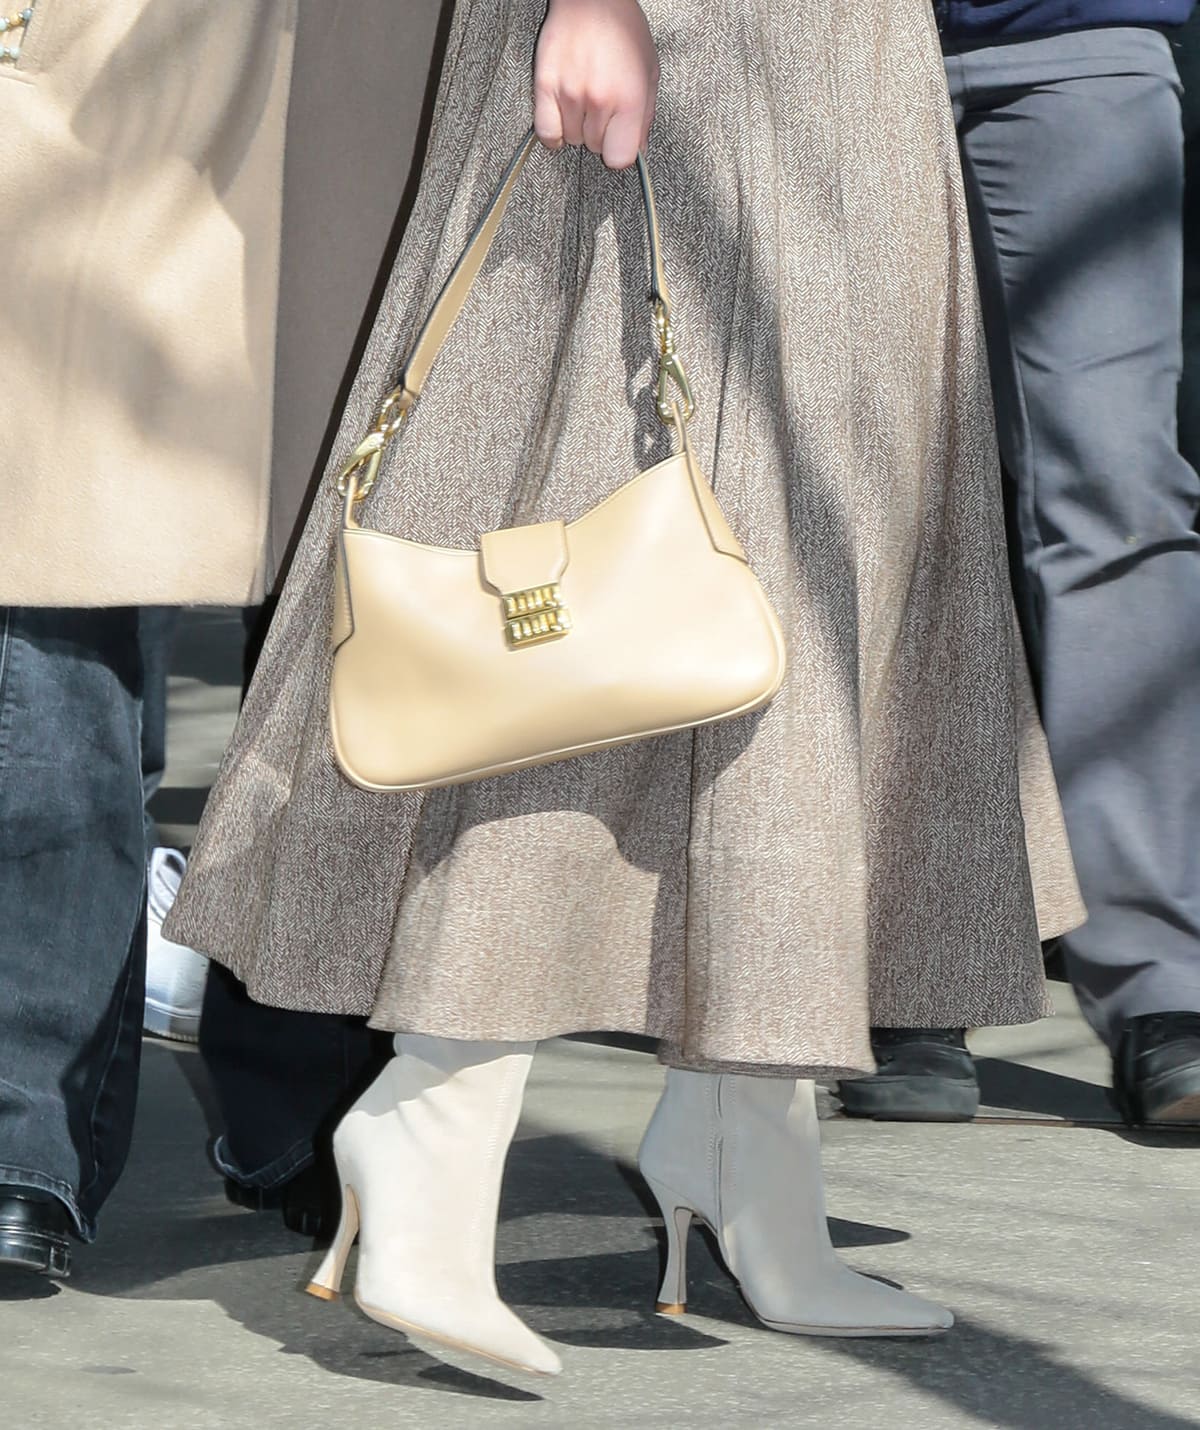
(654, 303, 694, 425)
(335, 431, 386, 502)
(333, 386, 413, 503)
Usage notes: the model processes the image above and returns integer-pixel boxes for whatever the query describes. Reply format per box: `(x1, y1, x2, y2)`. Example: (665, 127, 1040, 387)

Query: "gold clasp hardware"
(502, 584, 572, 648)
(333, 386, 413, 503)
(335, 431, 385, 501)
(654, 304, 694, 425)
(375, 387, 412, 441)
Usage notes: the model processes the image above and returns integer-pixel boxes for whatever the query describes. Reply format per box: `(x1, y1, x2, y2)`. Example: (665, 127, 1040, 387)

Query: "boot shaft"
(333, 1036, 536, 1284)
(640, 1070, 830, 1252)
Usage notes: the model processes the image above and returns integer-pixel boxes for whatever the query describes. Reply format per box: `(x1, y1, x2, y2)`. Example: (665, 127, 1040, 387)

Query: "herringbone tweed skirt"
(167, 0, 1085, 1077)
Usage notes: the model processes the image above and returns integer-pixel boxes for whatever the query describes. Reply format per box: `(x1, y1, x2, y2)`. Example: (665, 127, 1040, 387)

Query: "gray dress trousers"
(945, 26, 1200, 1048)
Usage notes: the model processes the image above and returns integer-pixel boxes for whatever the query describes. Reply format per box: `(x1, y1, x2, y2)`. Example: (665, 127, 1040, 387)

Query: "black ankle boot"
(837, 1028, 979, 1122)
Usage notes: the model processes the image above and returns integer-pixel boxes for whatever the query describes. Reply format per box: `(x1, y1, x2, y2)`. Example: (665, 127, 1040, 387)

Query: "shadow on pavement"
(975, 1059, 1200, 1142)
(975, 1058, 1118, 1123)
(818, 1319, 1198, 1430)
(1111, 1127, 1200, 1148)
(0, 1275, 61, 1302)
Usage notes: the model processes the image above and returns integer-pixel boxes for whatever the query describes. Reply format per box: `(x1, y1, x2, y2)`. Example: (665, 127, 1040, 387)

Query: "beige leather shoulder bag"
(329, 132, 786, 793)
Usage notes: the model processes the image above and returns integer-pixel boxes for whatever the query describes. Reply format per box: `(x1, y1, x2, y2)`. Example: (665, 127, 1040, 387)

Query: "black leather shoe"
(1113, 1012, 1200, 1128)
(0, 1189, 72, 1277)
(837, 1028, 980, 1122)
(224, 1162, 338, 1240)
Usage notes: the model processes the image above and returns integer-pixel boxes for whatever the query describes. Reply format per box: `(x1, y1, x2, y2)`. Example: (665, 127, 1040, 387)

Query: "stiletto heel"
(305, 1185, 359, 1302)
(644, 1176, 693, 1315)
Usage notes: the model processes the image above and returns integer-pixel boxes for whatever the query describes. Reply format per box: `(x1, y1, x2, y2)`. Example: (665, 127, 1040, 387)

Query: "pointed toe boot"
(307, 1034, 561, 1377)
(639, 1069, 953, 1337)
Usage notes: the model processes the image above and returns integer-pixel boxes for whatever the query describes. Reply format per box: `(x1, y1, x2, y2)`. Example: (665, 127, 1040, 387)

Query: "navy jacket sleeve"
(936, 0, 1197, 39)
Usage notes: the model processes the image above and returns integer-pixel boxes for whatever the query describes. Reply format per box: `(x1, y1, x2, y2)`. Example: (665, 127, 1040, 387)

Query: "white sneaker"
(144, 847, 209, 1043)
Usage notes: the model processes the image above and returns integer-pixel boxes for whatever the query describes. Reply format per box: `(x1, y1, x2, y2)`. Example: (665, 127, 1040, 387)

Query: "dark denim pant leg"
(200, 964, 387, 1189)
(199, 600, 388, 1189)
(0, 608, 147, 1239)
(946, 30, 1200, 1050)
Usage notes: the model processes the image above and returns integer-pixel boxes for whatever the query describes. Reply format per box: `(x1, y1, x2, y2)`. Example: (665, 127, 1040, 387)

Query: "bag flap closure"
(479, 520, 569, 595)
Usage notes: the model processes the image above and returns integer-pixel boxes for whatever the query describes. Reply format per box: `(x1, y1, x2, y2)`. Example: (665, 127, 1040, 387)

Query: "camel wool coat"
(0, 0, 296, 606)
(0, 1, 448, 608)
(168, 0, 1086, 1078)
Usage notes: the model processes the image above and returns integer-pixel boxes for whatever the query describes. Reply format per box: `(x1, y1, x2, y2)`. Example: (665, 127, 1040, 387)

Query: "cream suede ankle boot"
(638, 1069, 953, 1337)
(307, 1034, 561, 1377)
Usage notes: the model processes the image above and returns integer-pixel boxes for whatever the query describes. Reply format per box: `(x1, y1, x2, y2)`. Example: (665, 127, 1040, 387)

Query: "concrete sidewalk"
(3, 612, 1197, 1429)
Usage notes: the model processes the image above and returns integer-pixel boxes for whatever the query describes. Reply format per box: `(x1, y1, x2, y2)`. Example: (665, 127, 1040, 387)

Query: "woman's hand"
(534, 0, 658, 170)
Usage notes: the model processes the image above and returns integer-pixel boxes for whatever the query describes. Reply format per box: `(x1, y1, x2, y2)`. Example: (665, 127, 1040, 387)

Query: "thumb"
(534, 80, 565, 150)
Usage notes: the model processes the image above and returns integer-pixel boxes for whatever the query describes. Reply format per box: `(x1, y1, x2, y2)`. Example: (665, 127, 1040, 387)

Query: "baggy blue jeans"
(0, 608, 147, 1239)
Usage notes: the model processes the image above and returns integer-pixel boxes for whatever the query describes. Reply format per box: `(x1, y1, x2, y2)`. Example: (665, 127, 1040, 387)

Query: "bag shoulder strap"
(337, 130, 691, 505)
(404, 131, 670, 404)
